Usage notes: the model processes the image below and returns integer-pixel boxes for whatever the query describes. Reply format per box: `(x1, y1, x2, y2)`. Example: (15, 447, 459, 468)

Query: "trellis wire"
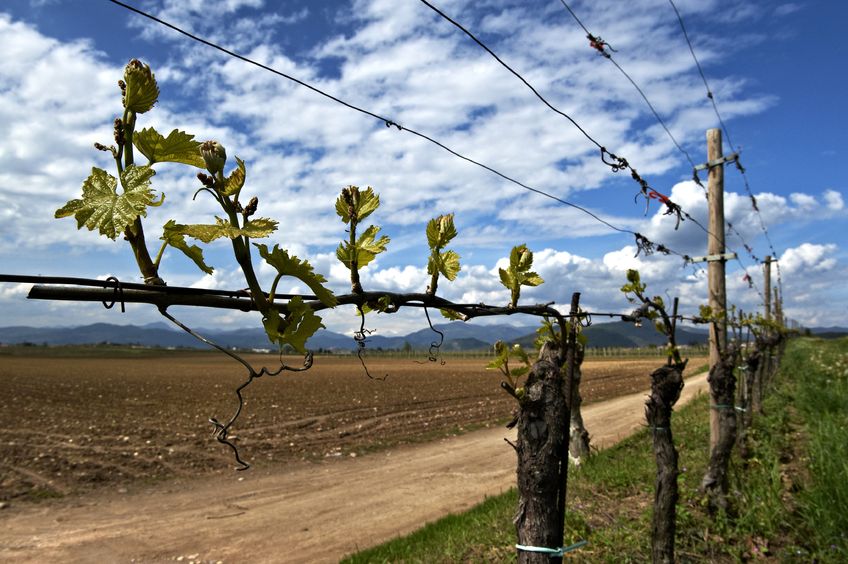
(667, 0, 783, 296)
(418, 0, 763, 287)
(555, 0, 774, 299)
(557, 0, 698, 170)
(107, 0, 707, 272)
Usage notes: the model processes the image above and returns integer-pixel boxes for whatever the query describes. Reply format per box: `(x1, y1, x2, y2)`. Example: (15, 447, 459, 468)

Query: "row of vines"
(12, 50, 790, 563)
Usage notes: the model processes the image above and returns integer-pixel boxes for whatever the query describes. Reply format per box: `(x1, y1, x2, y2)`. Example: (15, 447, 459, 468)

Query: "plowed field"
(0, 350, 705, 503)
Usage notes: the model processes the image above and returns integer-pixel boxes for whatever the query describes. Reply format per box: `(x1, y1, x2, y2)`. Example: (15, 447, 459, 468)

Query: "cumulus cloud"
(780, 243, 838, 274)
(823, 189, 844, 211)
(790, 192, 817, 210)
(0, 2, 844, 333)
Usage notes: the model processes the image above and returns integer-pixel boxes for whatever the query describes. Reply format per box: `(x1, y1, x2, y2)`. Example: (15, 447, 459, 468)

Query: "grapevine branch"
(13, 274, 726, 329)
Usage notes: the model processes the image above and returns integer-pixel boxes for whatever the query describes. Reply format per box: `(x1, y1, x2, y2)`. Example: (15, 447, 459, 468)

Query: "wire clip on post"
(693, 152, 739, 172)
(688, 253, 738, 263)
(516, 540, 588, 557)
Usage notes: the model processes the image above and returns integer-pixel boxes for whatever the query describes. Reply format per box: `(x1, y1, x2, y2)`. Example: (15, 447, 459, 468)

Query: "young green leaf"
(334, 186, 380, 223)
(255, 243, 337, 307)
(164, 217, 277, 244)
(510, 343, 530, 367)
(486, 341, 531, 384)
(486, 340, 509, 371)
(428, 250, 461, 282)
(359, 295, 395, 315)
(439, 308, 467, 321)
(426, 214, 458, 249)
(123, 59, 159, 114)
(336, 225, 390, 270)
(133, 127, 205, 168)
(221, 157, 246, 197)
(161, 220, 213, 274)
(425, 214, 461, 295)
(621, 268, 647, 295)
(261, 297, 324, 354)
(55, 165, 162, 240)
(535, 316, 559, 349)
(498, 244, 544, 307)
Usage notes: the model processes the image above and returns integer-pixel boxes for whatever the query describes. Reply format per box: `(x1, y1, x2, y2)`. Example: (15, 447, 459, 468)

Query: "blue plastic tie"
(516, 540, 588, 557)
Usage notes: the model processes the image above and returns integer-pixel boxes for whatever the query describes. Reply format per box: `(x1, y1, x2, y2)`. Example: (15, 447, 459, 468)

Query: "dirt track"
(0, 371, 709, 563)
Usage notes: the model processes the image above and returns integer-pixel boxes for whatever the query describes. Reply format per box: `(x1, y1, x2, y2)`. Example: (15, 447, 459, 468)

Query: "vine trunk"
(514, 342, 569, 564)
(646, 361, 686, 564)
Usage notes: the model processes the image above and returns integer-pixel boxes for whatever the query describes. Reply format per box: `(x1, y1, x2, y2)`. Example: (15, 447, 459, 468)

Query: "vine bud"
(200, 140, 227, 175)
(113, 118, 124, 146)
(196, 172, 215, 188)
(244, 196, 259, 218)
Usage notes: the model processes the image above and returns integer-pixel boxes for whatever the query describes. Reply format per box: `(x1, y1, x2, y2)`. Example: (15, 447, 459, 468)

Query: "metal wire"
(557, 0, 697, 169)
(668, 0, 783, 295)
(105, 0, 636, 239)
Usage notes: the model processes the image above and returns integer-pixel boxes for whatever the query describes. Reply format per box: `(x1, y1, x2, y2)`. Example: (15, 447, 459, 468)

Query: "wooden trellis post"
(692, 128, 741, 513)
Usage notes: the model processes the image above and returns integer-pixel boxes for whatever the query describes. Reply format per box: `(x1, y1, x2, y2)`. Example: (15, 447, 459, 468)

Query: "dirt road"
(0, 372, 709, 563)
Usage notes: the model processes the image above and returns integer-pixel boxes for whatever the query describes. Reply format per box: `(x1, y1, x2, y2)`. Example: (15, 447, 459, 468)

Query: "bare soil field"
(0, 350, 706, 504)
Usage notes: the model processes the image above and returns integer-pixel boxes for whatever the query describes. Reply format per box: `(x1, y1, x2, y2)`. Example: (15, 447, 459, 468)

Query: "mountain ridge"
(0, 320, 722, 351)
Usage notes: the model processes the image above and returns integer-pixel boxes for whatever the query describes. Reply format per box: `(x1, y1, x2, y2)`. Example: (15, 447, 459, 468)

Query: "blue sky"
(0, 0, 845, 336)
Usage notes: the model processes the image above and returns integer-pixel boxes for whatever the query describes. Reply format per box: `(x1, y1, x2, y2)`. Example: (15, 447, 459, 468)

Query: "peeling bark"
(645, 361, 686, 564)
(701, 342, 738, 513)
(514, 342, 568, 564)
(738, 343, 760, 459)
(567, 345, 590, 463)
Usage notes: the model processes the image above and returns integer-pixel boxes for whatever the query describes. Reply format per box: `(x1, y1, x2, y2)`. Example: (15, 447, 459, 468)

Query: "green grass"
(343, 337, 848, 562)
(789, 338, 848, 559)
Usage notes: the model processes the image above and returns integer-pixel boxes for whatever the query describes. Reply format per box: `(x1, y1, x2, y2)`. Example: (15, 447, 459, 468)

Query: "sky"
(0, 0, 845, 339)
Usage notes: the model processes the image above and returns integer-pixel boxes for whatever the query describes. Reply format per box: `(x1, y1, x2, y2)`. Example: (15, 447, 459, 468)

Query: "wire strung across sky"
(557, 0, 697, 171)
(106, 0, 708, 267)
(418, 0, 772, 285)
(667, 0, 783, 297)
(554, 0, 765, 300)
(108, 0, 773, 297)
(418, 0, 689, 221)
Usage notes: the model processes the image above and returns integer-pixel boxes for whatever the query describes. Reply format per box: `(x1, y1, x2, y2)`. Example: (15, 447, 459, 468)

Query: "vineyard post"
(762, 256, 774, 387)
(706, 127, 728, 451)
(764, 256, 772, 325)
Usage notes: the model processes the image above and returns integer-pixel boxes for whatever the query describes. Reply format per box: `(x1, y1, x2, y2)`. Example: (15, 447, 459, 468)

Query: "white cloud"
(774, 3, 803, 17)
(0, 2, 845, 333)
(790, 192, 817, 210)
(780, 243, 837, 274)
(823, 189, 844, 211)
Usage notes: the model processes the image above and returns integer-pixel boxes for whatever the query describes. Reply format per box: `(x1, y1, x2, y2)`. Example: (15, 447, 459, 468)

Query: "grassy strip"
(343, 338, 848, 562)
(789, 338, 848, 559)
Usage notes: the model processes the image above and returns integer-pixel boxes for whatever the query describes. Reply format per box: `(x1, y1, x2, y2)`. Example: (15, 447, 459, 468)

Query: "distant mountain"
(3, 319, 838, 352)
(0, 321, 536, 352)
(585, 321, 707, 348)
(809, 326, 848, 338)
(360, 322, 537, 351)
(0, 323, 204, 348)
(513, 321, 708, 349)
